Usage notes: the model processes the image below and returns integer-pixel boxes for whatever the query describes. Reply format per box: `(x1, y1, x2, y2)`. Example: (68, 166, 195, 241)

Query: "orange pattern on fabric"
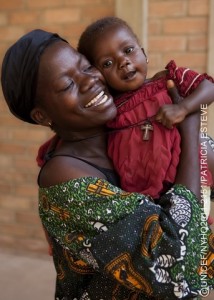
(64, 249, 94, 274)
(105, 252, 152, 295)
(41, 195, 70, 220)
(87, 179, 130, 197)
(141, 214, 163, 257)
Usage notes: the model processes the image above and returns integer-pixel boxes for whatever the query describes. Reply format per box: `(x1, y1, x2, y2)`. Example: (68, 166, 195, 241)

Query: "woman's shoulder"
(38, 155, 106, 188)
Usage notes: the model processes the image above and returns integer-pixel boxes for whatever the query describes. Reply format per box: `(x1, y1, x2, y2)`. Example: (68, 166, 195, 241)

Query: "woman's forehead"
(41, 42, 84, 71)
(39, 43, 91, 83)
(43, 41, 78, 60)
(42, 41, 88, 67)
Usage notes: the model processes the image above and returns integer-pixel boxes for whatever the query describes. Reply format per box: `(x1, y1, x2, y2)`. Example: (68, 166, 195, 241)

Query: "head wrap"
(1, 29, 68, 124)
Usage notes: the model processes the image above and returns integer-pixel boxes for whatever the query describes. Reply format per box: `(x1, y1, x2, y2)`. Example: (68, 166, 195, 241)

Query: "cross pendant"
(141, 121, 153, 141)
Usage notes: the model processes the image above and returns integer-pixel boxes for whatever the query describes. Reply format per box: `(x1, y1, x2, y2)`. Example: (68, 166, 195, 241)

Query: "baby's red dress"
(107, 60, 214, 199)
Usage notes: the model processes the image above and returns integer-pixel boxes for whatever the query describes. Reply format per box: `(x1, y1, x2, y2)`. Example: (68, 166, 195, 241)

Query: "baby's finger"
(155, 111, 163, 122)
(167, 80, 182, 104)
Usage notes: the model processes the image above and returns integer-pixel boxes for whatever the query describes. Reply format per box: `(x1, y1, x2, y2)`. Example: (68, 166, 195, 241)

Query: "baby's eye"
(102, 60, 113, 68)
(125, 47, 134, 54)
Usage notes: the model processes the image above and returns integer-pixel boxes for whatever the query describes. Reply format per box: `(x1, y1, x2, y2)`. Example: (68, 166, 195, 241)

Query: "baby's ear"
(141, 48, 148, 63)
(30, 107, 50, 126)
(141, 48, 146, 56)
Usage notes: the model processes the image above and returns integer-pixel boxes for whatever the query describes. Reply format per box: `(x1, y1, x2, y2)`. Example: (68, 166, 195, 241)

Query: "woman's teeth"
(85, 91, 108, 108)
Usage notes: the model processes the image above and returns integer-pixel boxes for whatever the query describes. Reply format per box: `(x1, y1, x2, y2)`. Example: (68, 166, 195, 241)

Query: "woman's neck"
(55, 129, 113, 169)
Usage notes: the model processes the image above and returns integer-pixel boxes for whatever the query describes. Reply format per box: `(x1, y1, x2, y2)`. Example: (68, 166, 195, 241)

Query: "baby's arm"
(156, 79, 214, 128)
(180, 78, 214, 114)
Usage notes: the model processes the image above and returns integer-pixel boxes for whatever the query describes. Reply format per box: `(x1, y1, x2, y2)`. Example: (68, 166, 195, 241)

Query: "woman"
(1, 29, 214, 299)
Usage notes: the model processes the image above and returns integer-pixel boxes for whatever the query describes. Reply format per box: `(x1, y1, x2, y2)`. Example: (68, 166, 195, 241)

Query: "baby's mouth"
(123, 70, 136, 80)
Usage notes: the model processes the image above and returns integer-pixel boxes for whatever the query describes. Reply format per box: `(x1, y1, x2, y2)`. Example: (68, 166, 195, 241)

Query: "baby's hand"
(156, 103, 187, 129)
(155, 80, 187, 128)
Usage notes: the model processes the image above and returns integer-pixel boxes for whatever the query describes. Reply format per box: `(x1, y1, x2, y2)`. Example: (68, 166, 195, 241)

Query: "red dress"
(107, 60, 213, 198)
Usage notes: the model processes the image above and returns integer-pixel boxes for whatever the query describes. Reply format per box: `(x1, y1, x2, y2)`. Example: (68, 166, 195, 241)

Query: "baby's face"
(92, 25, 148, 93)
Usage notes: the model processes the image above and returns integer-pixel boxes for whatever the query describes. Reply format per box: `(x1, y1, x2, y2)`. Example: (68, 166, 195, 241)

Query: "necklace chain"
(69, 115, 156, 143)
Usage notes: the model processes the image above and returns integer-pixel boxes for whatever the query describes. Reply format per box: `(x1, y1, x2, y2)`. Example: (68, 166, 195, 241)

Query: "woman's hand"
(155, 80, 188, 129)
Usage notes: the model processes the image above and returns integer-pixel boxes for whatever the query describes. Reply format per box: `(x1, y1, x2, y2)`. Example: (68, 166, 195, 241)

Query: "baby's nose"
(119, 57, 130, 69)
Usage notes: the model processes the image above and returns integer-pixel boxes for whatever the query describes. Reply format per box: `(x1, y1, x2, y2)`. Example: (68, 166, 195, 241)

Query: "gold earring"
(48, 122, 52, 127)
(146, 58, 149, 64)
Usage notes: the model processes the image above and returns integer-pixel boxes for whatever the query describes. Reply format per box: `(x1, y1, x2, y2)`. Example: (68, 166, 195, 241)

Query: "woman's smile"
(85, 90, 110, 108)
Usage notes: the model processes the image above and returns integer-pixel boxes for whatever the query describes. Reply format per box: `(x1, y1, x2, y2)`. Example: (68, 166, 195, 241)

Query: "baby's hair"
(78, 16, 139, 63)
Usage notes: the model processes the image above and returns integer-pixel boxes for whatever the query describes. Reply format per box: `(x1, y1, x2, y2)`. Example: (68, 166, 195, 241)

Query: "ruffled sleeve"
(36, 134, 61, 167)
(166, 60, 214, 97)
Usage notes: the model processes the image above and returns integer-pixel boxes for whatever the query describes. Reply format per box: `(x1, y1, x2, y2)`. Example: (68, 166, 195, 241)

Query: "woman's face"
(36, 41, 117, 132)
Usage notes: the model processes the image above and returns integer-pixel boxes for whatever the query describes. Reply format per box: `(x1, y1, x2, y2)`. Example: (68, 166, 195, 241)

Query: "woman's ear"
(30, 107, 50, 126)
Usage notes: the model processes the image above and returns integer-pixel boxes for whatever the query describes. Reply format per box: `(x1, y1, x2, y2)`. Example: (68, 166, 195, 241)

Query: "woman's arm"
(39, 176, 214, 299)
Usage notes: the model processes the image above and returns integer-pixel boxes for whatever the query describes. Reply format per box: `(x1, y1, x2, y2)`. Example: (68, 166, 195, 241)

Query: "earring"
(48, 121, 53, 128)
(146, 58, 149, 64)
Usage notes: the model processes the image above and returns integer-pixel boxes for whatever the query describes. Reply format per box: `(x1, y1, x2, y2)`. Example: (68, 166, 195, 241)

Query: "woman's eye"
(62, 81, 73, 91)
(83, 65, 94, 73)
(103, 60, 112, 68)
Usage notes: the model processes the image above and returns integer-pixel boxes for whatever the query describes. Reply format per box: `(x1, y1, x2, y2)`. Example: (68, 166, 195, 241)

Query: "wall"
(0, 0, 212, 255)
(148, 0, 209, 75)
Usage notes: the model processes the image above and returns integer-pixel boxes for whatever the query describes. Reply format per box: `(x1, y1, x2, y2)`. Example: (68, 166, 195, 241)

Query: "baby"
(78, 16, 214, 212)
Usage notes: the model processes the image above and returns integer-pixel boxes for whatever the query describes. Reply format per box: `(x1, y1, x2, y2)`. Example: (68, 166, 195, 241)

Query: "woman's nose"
(79, 73, 99, 93)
